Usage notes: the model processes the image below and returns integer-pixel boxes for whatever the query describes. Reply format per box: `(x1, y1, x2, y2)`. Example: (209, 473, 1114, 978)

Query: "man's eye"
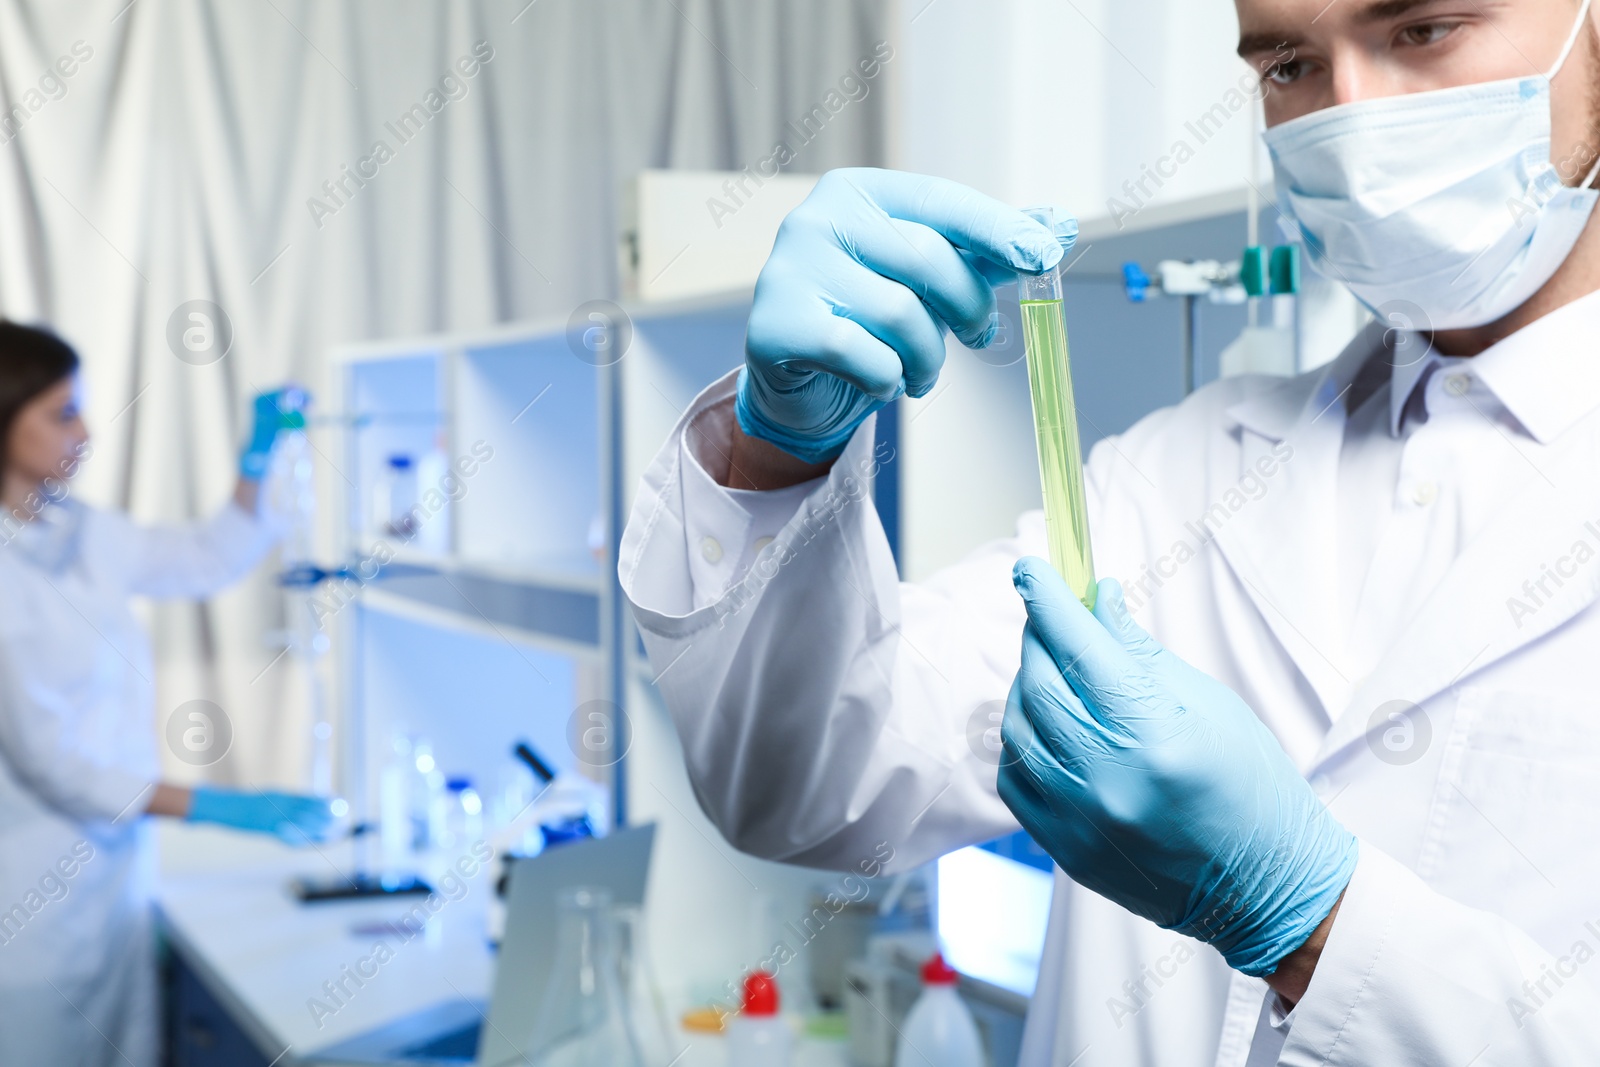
(1265, 59, 1307, 86)
(1398, 22, 1459, 48)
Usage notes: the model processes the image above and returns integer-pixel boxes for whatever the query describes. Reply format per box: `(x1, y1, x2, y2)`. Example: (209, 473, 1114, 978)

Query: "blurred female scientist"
(0, 321, 333, 1067)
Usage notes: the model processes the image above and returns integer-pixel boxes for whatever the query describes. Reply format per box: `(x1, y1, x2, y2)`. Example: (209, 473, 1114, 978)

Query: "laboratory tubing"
(1018, 206, 1097, 609)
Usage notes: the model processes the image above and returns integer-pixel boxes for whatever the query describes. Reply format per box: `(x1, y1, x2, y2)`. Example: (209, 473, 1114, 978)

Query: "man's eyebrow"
(1236, 0, 1448, 58)
(1237, 31, 1302, 59)
(1353, 0, 1451, 24)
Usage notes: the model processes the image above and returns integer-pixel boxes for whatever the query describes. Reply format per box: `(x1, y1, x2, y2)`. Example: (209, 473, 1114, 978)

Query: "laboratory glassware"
(441, 777, 484, 853)
(526, 887, 646, 1067)
(1017, 206, 1097, 609)
(613, 903, 677, 1067)
(379, 453, 419, 537)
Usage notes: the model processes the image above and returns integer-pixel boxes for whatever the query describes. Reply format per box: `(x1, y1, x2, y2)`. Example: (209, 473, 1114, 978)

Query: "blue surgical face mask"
(1264, 0, 1600, 330)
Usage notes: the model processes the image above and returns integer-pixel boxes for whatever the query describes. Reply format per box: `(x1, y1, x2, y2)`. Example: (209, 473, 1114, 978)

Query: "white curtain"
(0, 0, 890, 787)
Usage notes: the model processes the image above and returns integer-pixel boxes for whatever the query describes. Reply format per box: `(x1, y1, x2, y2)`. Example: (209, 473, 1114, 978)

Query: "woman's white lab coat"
(620, 331, 1600, 1065)
(0, 499, 277, 1067)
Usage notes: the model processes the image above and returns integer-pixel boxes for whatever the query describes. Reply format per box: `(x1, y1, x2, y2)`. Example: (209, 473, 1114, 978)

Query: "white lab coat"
(620, 327, 1600, 1065)
(0, 499, 278, 1067)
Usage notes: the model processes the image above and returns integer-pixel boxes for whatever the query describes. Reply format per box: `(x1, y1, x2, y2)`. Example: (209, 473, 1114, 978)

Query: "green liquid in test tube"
(1018, 207, 1096, 609)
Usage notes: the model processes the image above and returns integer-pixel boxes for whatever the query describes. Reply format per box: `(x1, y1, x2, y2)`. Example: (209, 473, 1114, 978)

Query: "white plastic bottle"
(726, 971, 791, 1067)
(895, 954, 984, 1067)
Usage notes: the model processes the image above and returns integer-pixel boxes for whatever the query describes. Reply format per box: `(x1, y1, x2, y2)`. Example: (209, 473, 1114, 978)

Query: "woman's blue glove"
(998, 562, 1358, 977)
(738, 168, 1067, 463)
(187, 786, 335, 845)
(239, 387, 307, 479)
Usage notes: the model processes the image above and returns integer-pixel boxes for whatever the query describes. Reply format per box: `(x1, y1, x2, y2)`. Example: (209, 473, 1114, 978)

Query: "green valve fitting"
(1269, 245, 1300, 295)
(1240, 246, 1268, 297)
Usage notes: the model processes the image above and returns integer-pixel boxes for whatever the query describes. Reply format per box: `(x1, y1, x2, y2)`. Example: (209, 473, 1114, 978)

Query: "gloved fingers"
(1015, 631, 1088, 749)
(964, 250, 1033, 290)
(1093, 579, 1247, 727)
(833, 168, 1063, 275)
(278, 819, 333, 846)
(827, 270, 953, 398)
(254, 384, 308, 410)
(839, 215, 996, 353)
(1013, 556, 1139, 709)
(1018, 621, 1128, 746)
(996, 734, 1073, 866)
(966, 212, 1076, 287)
(1092, 579, 1166, 661)
(262, 793, 335, 845)
(999, 668, 1043, 770)
(999, 672, 1074, 799)
(297, 800, 336, 843)
(746, 287, 907, 403)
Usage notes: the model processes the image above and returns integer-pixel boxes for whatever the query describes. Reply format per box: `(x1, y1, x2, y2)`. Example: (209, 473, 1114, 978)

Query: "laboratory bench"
(155, 823, 852, 1067)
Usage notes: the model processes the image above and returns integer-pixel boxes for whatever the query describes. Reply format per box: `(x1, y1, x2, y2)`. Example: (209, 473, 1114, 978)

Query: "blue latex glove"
(187, 786, 335, 845)
(239, 387, 306, 479)
(998, 562, 1358, 977)
(738, 168, 1067, 463)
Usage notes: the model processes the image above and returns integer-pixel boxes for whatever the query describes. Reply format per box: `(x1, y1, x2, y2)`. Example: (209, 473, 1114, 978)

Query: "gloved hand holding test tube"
(1016, 207, 1097, 609)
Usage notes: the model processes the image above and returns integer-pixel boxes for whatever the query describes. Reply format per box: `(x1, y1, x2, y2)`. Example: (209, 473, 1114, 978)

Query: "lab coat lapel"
(1208, 330, 1383, 722)
(1313, 404, 1600, 770)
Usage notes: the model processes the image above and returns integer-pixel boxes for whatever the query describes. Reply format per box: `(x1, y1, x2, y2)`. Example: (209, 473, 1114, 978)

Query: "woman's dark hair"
(0, 321, 80, 473)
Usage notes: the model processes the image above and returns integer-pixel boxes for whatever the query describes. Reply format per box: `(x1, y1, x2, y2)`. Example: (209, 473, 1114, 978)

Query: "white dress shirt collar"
(1389, 287, 1600, 442)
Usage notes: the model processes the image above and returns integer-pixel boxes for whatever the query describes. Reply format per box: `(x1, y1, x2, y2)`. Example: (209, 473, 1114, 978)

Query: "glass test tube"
(1017, 207, 1097, 609)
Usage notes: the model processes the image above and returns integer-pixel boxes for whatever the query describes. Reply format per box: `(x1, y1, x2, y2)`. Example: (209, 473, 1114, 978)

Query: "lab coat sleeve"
(0, 634, 153, 822)
(112, 502, 283, 599)
(619, 369, 1031, 873)
(1278, 842, 1600, 1065)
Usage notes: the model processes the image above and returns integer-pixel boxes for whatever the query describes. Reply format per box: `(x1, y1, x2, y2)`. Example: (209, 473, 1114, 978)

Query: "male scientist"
(621, 0, 1600, 1062)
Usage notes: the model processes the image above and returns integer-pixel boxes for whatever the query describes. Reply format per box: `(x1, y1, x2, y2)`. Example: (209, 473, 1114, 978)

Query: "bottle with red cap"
(894, 953, 984, 1067)
(725, 970, 792, 1066)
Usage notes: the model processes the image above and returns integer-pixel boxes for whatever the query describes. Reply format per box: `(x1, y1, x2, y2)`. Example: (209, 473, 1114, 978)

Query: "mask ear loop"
(1553, 0, 1600, 188)
(1550, 0, 1595, 79)
(1580, 153, 1600, 191)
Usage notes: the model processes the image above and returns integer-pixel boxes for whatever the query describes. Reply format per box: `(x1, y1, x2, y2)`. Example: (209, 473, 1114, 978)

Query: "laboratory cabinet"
(324, 294, 864, 1028)
(328, 298, 751, 831)
(164, 946, 273, 1067)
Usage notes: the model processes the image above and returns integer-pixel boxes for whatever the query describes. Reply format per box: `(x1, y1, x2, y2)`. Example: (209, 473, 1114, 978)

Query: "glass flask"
(613, 903, 677, 1067)
(527, 887, 646, 1067)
